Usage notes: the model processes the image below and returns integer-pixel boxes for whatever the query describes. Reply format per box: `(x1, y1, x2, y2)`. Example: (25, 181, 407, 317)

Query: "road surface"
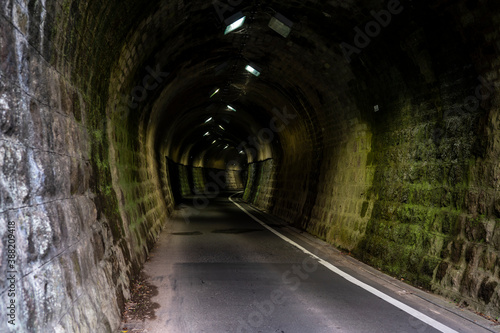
(123, 192, 499, 333)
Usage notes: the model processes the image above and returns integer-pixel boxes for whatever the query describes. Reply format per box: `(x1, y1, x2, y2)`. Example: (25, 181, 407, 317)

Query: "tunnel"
(1, 0, 500, 331)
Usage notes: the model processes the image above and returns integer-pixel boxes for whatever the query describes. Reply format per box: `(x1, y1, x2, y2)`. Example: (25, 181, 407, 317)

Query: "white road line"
(229, 193, 459, 333)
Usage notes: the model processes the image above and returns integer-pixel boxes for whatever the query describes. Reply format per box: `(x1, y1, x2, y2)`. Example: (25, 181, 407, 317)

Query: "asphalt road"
(133, 192, 500, 333)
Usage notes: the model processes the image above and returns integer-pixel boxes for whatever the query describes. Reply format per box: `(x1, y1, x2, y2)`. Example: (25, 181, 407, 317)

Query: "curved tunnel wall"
(254, 3, 500, 317)
(0, 0, 173, 331)
(1, 0, 500, 331)
(238, 1, 500, 317)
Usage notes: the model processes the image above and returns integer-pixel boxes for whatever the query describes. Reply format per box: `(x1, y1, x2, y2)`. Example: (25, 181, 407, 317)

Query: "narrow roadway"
(130, 192, 499, 333)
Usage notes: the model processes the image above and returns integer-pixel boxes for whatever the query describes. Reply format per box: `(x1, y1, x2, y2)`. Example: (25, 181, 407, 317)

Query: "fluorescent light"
(245, 65, 261, 77)
(204, 132, 210, 137)
(218, 125, 225, 130)
(224, 144, 229, 150)
(212, 140, 217, 144)
(227, 105, 236, 111)
(224, 12, 246, 35)
(268, 13, 293, 38)
(210, 88, 220, 98)
(225, 17, 245, 34)
(205, 117, 213, 123)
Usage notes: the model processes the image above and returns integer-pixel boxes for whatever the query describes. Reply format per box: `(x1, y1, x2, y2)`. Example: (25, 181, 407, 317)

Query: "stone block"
(0, 140, 30, 208)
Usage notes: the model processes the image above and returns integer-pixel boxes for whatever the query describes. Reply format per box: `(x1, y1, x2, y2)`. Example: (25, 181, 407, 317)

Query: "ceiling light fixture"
(224, 12, 246, 35)
(205, 117, 213, 123)
(268, 13, 293, 38)
(245, 64, 261, 77)
(227, 105, 236, 112)
(210, 88, 220, 98)
(204, 132, 210, 137)
(218, 125, 225, 130)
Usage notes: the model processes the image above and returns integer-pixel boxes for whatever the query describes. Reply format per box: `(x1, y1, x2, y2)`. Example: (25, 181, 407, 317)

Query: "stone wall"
(226, 169, 245, 190)
(0, 1, 174, 331)
(356, 4, 500, 316)
(308, 122, 374, 252)
(243, 1, 500, 318)
(168, 159, 245, 200)
(243, 159, 276, 211)
(2, 0, 500, 329)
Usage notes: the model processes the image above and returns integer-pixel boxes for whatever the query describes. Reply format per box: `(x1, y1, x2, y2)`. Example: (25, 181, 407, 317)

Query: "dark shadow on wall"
(167, 157, 184, 204)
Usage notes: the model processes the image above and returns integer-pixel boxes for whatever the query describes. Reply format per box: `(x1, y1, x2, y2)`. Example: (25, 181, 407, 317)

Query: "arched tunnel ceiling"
(4, 0, 500, 330)
(106, 0, 427, 169)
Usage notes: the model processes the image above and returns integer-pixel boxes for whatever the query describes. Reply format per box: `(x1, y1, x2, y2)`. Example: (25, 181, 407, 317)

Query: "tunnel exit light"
(224, 12, 246, 35)
(245, 64, 261, 77)
(268, 13, 293, 38)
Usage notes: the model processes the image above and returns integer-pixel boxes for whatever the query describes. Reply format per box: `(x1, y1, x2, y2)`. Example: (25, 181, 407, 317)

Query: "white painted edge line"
(229, 193, 459, 333)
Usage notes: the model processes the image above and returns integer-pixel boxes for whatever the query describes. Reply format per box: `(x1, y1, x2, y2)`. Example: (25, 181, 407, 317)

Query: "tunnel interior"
(1, 0, 500, 331)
